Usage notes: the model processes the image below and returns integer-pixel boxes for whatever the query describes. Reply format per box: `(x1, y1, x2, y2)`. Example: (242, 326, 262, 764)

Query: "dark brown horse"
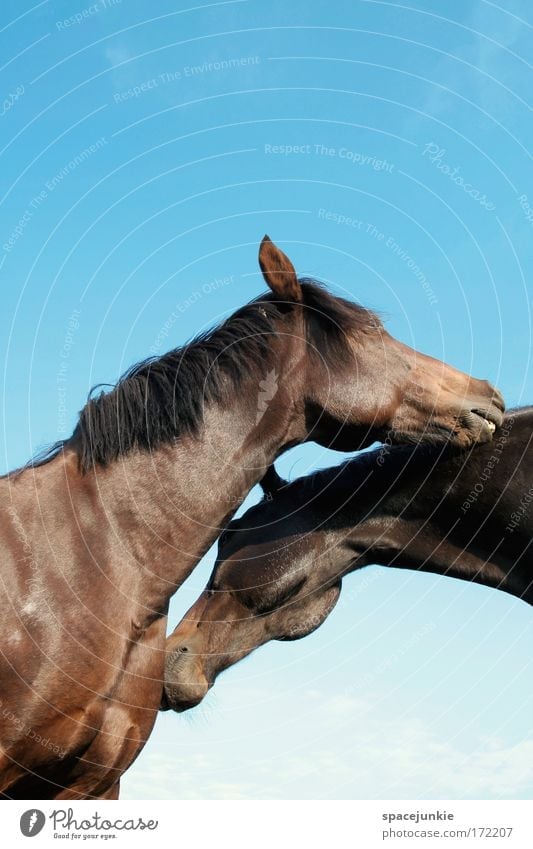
(0, 237, 502, 799)
(162, 408, 531, 712)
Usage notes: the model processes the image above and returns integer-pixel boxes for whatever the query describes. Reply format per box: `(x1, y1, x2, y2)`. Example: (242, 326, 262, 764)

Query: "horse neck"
(335, 448, 531, 603)
(67, 349, 307, 609)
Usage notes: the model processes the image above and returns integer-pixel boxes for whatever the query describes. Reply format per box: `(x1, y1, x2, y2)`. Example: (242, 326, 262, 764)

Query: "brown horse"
(162, 408, 531, 712)
(0, 237, 502, 799)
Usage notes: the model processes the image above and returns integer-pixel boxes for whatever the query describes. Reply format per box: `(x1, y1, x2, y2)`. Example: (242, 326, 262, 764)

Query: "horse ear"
(259, 465, 287, 498)
(258, 235, 302, 302)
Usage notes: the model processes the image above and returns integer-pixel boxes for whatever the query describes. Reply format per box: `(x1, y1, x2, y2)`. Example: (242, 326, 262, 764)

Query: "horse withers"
(0, 236, 503, 799)
(163, 408, 530, 712)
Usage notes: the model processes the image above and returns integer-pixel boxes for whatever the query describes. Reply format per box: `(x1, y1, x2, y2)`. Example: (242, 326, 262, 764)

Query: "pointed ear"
(258, 235, 302, 302)
(259, 465, 287, 498)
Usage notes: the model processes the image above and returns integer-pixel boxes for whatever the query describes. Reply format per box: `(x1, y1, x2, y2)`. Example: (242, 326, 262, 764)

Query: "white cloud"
(121, 688, 533, 800)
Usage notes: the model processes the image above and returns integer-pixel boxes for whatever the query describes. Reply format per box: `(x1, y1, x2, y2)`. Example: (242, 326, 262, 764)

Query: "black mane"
(22, 281, 378, 474)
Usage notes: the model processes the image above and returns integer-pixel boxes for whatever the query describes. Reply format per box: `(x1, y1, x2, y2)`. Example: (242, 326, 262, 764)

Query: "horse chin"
(386, 418, 496, 449)
(161, 682, 208, 713)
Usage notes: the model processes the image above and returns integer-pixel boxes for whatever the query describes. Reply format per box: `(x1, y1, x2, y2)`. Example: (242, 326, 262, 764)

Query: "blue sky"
(1, 0, 532, 799)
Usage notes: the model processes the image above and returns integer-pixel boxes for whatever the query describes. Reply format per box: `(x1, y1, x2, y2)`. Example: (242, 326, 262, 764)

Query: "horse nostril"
(178, 647, 189, 653)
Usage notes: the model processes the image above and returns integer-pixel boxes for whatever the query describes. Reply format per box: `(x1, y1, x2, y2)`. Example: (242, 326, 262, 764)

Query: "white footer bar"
(6, 799, 533, 848)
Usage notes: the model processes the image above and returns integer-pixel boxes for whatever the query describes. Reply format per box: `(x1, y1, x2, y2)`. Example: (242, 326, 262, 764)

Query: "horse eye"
(241, 576, 307, 615)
